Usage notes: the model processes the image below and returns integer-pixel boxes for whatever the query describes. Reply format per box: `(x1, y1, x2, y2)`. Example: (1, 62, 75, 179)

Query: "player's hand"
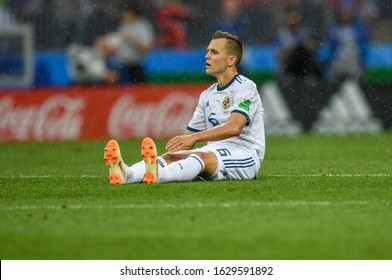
(166, 135, 195, 153)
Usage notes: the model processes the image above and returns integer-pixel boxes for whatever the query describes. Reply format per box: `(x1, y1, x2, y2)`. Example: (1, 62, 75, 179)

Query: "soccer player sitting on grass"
(104, 31, 266, 184)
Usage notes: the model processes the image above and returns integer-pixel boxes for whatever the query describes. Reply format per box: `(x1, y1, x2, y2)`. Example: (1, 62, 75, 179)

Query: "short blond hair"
(212, 30, 243, 67)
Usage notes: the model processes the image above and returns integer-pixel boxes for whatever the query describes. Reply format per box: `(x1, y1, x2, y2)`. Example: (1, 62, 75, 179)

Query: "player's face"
(205, 38, 231, 76)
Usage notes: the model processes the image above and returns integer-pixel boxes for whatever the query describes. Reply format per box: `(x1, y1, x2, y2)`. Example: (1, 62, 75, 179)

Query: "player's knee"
(192, 152, 217, 171)
(161, 153, 188, 165)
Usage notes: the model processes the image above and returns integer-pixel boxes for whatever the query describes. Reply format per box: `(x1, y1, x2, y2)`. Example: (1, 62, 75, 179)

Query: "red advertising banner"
(0, 84, 208, 142)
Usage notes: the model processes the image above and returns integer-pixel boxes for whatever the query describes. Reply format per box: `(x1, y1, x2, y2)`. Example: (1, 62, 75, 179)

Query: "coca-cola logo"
(0, 95, 85, 141)
(108, 93, 198, 138)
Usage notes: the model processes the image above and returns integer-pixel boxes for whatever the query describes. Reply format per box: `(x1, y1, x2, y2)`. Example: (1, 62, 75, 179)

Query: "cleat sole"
(109, 173, 122, 184)
(141, 137, 158, 184)
(104, 139, 125, 185)
(143, 171, 156, 184)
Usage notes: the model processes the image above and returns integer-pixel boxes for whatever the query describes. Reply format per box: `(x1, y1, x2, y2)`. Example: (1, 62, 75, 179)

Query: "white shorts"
(193, 143, 261, 181)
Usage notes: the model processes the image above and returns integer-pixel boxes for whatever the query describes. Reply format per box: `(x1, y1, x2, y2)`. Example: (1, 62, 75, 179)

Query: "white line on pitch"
(0, 175, 100, 179)
(1, 200, 389, 212)
(265, 174, 391, 177)
(0, 174, 390, 179)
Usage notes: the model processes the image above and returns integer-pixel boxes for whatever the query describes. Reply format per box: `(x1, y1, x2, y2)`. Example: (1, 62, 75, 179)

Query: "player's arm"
(166, 112, 247, 153)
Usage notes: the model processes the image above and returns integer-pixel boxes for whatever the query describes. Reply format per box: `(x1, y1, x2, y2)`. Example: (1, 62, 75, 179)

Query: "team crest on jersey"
(222, 96, 231, 110)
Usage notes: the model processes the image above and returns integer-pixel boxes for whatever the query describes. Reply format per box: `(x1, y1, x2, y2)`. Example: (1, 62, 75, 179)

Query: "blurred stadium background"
(0, 0, 391, 142)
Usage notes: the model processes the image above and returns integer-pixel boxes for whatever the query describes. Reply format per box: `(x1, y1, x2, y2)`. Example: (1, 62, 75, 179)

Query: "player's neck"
(216, 70, 238, 88)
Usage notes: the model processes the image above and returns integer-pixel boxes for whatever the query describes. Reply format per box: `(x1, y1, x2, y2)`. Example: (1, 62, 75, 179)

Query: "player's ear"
(228, 55, 237, 67)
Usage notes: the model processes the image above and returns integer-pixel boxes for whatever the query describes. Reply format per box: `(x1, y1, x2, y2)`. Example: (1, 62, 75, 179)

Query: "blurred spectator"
(68, 43, 113, 84)
(357, 0, 380, 24)
(274, 10, 309, 84)
(356, 0, 380, 39)
(82, 0, 121, 46)
(51, 1, 78, 49)
(300, 0, 325, 37)
(242, 0, 277, 44)
(94, 2, 155, 84)
(68, 2, 154, 85)
(324, 3, 369, 83)
(284, 34, 324, 84)
(10, 0, 42, 23)
(5, 0, 390, 51)
(155, 2, 187, 49)
(212, 0, 250, 41)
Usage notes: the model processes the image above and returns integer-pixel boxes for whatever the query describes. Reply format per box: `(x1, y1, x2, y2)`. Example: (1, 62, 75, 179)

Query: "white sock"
(124, 156, 168, 183)
(158, 154, 205, 183)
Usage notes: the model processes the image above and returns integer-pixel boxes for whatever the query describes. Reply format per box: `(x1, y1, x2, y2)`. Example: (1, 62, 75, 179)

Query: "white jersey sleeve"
(186, 85, 213, 132)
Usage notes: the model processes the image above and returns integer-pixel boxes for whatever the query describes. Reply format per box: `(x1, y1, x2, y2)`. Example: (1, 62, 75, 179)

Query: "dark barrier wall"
(363, 83, 392, 128)
(276, 81, 391, 131)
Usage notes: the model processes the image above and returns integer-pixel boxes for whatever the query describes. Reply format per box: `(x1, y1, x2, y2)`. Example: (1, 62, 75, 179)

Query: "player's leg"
(162, 151, 218, 180)
(141, 137, 219, 184)
(210, 147, 260, 180)
(161, 146, 221, 177)
(151, 145, 258, 183)
(157, 153, 210, 183)
(123, 157, 168, 183)
(187, 144, 260, 181)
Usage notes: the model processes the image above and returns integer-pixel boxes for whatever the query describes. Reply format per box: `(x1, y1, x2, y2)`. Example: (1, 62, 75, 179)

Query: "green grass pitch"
(0, 133, 391, 260)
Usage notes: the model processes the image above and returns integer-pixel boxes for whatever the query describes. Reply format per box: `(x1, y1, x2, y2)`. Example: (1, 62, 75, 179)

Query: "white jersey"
(187, 74, 265, 163)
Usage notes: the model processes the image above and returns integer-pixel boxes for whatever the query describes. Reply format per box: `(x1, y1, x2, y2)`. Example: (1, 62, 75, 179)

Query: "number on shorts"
(217, 148, 231, 157)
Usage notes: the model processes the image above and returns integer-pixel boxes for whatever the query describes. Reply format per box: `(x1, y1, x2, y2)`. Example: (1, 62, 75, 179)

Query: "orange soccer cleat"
(141, 137, 158, 184)
(104, 139, 126, 184)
